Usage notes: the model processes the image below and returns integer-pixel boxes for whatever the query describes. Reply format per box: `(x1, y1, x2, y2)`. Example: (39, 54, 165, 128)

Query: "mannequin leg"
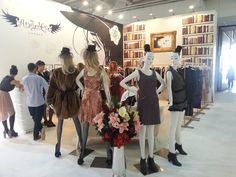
(147, 125, 158, 172)
(168, 111, 182, 166)
(139, 125, 147, 159)
(72, 117, 83, 149)
(175, 111, 187, 155)
(55, 118, 64, 158)
(168, 112, 179, 153)
(105, 142, 113, 165)
(78, 122, 89, 165)
(139, 125, 147, 174)
(9, 114, 18, 137)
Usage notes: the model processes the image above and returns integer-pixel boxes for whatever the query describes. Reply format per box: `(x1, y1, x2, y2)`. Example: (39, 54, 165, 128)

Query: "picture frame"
(150, 31, 177, 53)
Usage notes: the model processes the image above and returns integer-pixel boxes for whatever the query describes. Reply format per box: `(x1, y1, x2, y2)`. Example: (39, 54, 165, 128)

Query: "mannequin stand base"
(90, 157, 112, 169)
(134, 163, 163, 175)
(69, 148, 94, 157)
(154, 148, 169, 159)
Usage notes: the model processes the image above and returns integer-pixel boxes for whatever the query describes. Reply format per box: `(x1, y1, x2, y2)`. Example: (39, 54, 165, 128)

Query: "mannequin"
(77, 45, 111, 165)
(47, 47, 82, 158)
(120, 47, 164, 174)
(166, 46, 188, 167)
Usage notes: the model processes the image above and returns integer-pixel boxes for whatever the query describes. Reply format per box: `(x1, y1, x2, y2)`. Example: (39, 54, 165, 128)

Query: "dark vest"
(168, 66, 187, 112)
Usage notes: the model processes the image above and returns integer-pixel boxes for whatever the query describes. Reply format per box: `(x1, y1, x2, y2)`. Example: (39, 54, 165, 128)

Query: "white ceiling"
(51, 0, 236, 26)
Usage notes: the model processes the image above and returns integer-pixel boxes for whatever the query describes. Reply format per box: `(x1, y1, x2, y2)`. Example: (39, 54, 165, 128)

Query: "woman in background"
(0, 65, 23, 138)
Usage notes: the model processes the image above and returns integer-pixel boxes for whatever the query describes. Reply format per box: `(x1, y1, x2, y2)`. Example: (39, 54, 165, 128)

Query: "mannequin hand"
(49, 104, 54, 110)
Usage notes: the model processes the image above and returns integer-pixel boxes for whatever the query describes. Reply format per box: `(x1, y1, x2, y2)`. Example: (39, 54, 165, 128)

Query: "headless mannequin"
(120, 52, 164, 174)
(76, 68, 111, 165)
(166, 52, 187, 167)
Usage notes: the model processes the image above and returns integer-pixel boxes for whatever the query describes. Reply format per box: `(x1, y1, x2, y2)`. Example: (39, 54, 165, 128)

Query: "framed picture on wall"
(150, 31, 176, 53)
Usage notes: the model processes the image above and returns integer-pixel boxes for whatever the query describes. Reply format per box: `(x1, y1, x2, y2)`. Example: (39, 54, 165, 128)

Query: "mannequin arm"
(155, 72, 165, 94)
(76, 69, 84, 91)
(166, 71, 173, 106)
(101, 69, 111, 105)
(120, 70, 139, 94)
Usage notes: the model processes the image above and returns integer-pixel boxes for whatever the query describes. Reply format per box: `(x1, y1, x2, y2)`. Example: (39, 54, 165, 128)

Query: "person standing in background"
(226, 66, 235, 89)
(0, 65, 23, 138)
(22, 63, 48, 141)
(36, 60, 55, 127)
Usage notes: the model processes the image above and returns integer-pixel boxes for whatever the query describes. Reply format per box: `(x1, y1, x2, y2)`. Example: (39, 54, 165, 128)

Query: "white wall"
(0, 0, 89, 79)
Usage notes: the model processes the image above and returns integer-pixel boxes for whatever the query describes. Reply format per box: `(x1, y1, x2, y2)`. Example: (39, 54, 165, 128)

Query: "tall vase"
(112, 146, 126, 177)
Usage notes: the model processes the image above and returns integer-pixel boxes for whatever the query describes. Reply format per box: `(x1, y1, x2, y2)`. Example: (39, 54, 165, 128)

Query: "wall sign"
(1, 10, 61, 34)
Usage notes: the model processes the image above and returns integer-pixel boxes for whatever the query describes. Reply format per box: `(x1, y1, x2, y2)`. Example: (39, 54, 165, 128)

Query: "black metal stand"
(69, 148, 94, 157)
(90, 157, 112, 169)
(134, 162, 163, 175)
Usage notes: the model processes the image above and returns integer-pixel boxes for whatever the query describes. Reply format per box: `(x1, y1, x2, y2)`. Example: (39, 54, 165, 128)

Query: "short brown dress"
(137, 70, 160, 125)
(80, 69, 102, 124)
(47, 68, 80, 119)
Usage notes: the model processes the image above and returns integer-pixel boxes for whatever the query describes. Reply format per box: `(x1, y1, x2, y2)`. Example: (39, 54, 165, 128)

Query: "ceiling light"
(108, 10, 112, 15)
(149, 13, 153, 16)
(133, 16, 137, 19)
(169, 9, 174, 13)
(118, 14, 123, 19)
(189, 5, 194, 9)
(96, 5, 102, 11)
(82, 1, 88, 6)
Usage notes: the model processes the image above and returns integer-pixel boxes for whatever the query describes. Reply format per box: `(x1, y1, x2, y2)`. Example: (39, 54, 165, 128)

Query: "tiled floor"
(0, 91, 236, 177)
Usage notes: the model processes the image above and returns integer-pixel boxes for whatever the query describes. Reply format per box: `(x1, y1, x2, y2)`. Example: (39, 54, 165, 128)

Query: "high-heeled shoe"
(175, 143, 187, 155)
(9, 130, 18, 137)
(77, 149, 84, 165)
(55, 143, 61, 158)
(3, 130, 12, 139)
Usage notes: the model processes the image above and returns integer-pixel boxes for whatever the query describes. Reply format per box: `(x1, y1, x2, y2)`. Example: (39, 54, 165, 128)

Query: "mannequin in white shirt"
(120, 48, 164, 174)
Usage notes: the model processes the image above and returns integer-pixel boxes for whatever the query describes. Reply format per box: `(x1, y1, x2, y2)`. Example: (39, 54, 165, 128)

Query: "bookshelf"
(182, 13, 215, 67)
(123, 23, 146, 68)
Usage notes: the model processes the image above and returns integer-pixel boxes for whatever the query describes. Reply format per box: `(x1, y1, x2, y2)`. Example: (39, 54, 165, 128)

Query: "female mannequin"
(120, 48, 164, 174)
(166, 46, 188, 167)
(47, 47, 82, 158)
(77, 45, 111, 165)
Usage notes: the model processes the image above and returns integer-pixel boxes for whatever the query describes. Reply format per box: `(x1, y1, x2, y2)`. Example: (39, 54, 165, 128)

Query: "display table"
(10, 89, 34, 134)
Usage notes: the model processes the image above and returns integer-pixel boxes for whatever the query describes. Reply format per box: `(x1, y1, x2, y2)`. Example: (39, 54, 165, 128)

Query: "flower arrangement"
(92, 106, 141, 148)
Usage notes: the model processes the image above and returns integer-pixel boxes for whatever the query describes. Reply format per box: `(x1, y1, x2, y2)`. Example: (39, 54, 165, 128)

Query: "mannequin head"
(144, 44, 151, 55)
(143, 52, 154, 69)
(59, 47, 76, 74)
(170, 52, 180, 68)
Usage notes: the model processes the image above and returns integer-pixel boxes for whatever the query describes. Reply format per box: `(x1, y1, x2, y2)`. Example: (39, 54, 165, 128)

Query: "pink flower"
(118, 122, 129, 133)
(109, 113, 120, 125)
(98, 122, 105, 132)
(133, 115, 141, 132)
(92, 112, 104, 125)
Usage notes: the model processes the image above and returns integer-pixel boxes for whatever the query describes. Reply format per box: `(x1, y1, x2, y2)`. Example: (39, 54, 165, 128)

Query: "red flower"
(102, 132, 111, 142)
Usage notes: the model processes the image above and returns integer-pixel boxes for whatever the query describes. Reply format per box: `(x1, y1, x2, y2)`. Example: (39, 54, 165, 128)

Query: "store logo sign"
(1, 10, 61, 34)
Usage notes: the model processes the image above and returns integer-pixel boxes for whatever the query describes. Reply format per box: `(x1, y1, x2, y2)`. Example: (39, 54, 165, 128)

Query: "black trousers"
(28, 104, 45, 137)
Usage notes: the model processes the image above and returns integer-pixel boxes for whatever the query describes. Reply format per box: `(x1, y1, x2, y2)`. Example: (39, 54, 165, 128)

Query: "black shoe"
(168, 152, 182, 167)
(55, 143, 61, 158)
(33, 135, 41, 141)
(140, 158, 147, 175)
(147, 157, 159, 172)
(175, 143, 187, 155)
(77, 149, 84, 165)
(47, 121, 56, 127)
(3, 130, 12, 139)
(10, 130, 18, 137)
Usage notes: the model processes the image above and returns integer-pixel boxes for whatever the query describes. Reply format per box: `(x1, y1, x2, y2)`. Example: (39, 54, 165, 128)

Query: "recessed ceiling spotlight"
(83, 1, 88, 6)
(189, 5, 194, 9)
(169, 9, 174, 13)
(108, 10, 113, 15)
(149, 13, 153, 16)
(96, 5, 102, 11)
(133, 16, 137, 19)
(118, 14, 124, 19)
